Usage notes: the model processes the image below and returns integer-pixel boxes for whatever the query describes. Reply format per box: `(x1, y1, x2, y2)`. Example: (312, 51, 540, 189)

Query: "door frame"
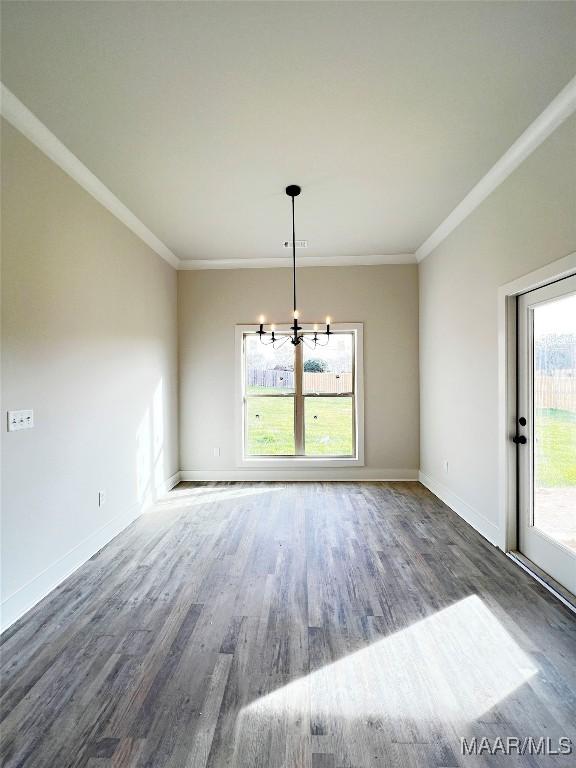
(516, 275, 576, 593)
(497, 251, 576, 553)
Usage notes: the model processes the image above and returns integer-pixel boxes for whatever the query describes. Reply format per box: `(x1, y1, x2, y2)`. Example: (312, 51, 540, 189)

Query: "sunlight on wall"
(152, 378, 166, 493)
(136, 378, 166, 507)
(240, 595, 536, 726)
(136, 406, 152, 505)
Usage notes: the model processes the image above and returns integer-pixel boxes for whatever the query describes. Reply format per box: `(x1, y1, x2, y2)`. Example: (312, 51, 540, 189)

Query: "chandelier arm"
(272, 335, 291, 350)
(310, 335, 331, 348)
(262, 337, 276, 346)
(301, 335, 317, 350)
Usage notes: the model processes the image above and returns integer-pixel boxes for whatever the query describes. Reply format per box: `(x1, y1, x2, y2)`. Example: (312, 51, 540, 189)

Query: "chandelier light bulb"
(259, 315, 265, 324)
(293, 310, 299, 320)
(326, 316, 331, 325)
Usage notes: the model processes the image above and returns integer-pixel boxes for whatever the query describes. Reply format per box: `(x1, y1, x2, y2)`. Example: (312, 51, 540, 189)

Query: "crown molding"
(5, 68, 574, 272)
(416, 74, 576, 263)
(177, 253, 416, 270)
(0, 83, 179, 269)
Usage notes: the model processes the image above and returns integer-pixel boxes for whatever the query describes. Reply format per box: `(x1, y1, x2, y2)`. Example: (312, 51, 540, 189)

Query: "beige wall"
(419, 113, 576, 544)
(178, 265, 419, 479)
(1, 121, 179, 628)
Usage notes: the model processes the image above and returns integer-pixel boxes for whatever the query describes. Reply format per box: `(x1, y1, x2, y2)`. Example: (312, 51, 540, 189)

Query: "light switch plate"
(7, 409, 34, 431)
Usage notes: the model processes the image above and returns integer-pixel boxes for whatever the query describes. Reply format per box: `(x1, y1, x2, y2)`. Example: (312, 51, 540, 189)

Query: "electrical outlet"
(443, 459, 449, 473)
(98, 491, 107, 507)
(213, 447, 221, 457)
(7, 409, 34, 431)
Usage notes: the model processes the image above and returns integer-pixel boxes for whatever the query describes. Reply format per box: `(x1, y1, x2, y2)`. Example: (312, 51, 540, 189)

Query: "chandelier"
(257, 185, 332, 348)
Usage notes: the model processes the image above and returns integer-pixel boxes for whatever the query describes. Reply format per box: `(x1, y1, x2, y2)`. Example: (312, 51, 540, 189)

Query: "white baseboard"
(0, 470, 181, 634)
(179, 468, 418, 482)
(161, 471, 181, 494)
(418, 471, 501, 547)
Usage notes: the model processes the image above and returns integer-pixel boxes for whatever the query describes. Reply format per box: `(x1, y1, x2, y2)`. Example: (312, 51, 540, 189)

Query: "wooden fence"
(248, 369, 294, 389)
(534, 372, 576, 413)
(248, 369, 353, 393)
(303, 372, 353, 393)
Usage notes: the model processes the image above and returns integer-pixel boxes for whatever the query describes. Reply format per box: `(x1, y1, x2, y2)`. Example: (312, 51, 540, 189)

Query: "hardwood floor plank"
(1, 481, 575, 768)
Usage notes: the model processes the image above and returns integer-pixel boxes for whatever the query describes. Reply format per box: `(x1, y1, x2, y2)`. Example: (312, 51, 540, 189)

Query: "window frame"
(235, 323, 364, 468)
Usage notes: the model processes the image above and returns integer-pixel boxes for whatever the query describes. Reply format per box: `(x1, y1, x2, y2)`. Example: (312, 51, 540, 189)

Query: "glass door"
(517, 275, 576, 595)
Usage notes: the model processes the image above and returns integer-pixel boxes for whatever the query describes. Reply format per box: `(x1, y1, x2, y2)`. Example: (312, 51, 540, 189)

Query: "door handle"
(513, 435, 527, 445)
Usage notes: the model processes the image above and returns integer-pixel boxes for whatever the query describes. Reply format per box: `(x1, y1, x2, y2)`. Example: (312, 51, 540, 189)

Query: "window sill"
(237, 456, 365, 469)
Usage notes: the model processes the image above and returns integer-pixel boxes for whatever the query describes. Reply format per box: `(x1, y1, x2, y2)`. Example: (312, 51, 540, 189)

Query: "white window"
(235, 323, 364, 467)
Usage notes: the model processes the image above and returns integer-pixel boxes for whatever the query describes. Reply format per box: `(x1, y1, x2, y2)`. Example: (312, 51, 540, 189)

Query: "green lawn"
(535, 408, 576, 487)
(246, 397, 353, 456)
(246, 398, 294, 455)
(247, 385, 291, 395)
(305, 398, 353, 456)
(245, 402, 574, 472)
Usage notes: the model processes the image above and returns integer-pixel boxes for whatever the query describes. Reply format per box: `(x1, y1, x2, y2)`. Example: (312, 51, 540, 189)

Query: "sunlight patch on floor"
(240, 595, 537, 725)
(148, 484, 283, 511)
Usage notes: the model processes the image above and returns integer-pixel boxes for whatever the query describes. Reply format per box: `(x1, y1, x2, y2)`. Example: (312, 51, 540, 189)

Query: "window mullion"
(295, 342, 304, 455)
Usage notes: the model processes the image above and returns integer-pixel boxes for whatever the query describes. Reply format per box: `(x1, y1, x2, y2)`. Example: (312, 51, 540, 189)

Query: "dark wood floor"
(1, 482, 575, 768)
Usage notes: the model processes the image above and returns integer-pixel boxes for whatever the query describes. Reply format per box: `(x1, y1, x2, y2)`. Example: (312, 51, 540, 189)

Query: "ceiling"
(2, 1, 576, 265)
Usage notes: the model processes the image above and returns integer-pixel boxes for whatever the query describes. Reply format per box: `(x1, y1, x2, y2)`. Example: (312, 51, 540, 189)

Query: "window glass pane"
(245, 335, 294, 394)
(246, 397, 295, 455)
(303, 333, 353, 394)
(533, 293, 576, 552)
(305, 397, 353, 456)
